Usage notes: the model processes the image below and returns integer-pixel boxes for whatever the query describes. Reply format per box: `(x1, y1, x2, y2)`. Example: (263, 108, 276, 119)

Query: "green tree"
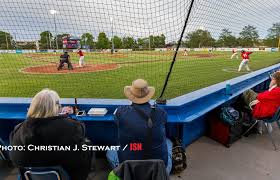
(239, 25, 259, 47)
(137, 37, 149, 49)
(136, 34, 165, 49)
(81, 33, 94, 49)
(147, 36, 154, 48)
(264, 23, 280, 47)
(0, 31, 13, 49)
(217, 29, 238, 47)
(96, 32, 110, 49)
(123, 37, 136, 49)
(153, 34, 166, 48)
(39, 31, 53, 49)
(149, 36, 154, 49)
(20, 42, 36, 49)
(112, 35, 123, 49)
(185, 29, 215, 48)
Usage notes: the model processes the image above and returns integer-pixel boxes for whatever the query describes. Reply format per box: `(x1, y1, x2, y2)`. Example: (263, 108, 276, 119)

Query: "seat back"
(108, 159, 169, 180)
(265, 107, 280, 123)
(273, 107, 280, 121)
(20, 166, 70, 180)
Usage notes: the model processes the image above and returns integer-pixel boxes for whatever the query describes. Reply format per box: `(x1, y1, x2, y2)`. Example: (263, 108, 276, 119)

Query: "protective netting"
(0, 0, 279, 99)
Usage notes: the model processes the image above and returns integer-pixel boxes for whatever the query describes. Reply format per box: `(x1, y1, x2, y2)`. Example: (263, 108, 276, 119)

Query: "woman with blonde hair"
(27, 89, 61, 118)
(9, 89, 92, 180)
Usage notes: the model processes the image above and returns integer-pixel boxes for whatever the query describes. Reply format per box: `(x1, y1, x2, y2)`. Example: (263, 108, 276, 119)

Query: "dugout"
(0, 63, 279, 148)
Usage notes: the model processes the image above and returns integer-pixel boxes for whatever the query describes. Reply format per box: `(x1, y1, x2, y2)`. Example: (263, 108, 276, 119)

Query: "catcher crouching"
(57, 51, 73, 70)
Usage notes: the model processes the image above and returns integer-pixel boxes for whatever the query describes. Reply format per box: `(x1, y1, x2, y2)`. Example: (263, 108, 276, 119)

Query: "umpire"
(57, 51, 73, 70)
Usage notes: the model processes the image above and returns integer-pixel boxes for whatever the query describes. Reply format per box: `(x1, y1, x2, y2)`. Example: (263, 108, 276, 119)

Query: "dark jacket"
(116, 103, 168, 166)
(60, 54, 70, 62)
(9, 116, 92, 180)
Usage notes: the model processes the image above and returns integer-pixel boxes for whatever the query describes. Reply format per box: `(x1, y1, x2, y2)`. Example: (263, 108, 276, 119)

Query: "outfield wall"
(0, 47, 278, 54)
(154, 47, 279, 52)
(0, 49, 133, 54)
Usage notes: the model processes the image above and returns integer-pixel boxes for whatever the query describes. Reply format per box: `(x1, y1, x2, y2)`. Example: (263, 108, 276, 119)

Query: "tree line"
(0, 23, 280, 50)
(38, 32, 166, 50)
(185, 23, 280, 48)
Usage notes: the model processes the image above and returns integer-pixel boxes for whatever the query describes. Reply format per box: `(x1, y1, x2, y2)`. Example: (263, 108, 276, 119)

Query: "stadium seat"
(19, 166, 70, 180)
(108, 159, 169, 180)
(242, 107, 280, 151)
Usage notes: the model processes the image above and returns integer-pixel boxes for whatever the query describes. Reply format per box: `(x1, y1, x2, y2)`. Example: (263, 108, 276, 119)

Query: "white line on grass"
(222, 68, 251, 74)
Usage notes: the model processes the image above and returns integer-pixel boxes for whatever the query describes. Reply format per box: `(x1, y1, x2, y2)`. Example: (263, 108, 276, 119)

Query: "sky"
(0, 0, 279, 42)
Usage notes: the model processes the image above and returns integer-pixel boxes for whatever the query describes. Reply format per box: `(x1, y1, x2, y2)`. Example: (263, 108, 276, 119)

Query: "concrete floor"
(1, 124, 280, 180)
(171, 124, 280, 180)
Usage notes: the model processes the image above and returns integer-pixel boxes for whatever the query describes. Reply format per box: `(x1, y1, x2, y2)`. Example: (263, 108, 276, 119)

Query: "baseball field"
(0, 51, 279, 99)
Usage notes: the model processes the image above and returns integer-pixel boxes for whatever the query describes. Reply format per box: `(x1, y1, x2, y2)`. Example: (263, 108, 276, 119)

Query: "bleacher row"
(0, 63, 279, 180)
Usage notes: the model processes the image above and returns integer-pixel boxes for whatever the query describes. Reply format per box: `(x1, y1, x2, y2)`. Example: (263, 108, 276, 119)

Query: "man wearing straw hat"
(106, 79, 172, 174)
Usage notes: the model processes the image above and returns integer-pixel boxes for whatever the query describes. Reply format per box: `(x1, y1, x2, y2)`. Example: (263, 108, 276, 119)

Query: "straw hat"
(124, 79, 155, 104)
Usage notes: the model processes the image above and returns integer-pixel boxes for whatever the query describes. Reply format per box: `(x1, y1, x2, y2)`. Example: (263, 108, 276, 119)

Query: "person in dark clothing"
(57, 51, 73, 70)
(106, 79, 172, 174)
(9, 89, 92, 180)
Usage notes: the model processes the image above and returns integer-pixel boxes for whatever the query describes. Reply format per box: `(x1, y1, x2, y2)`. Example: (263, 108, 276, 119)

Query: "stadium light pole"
(278, 36, 280, 52)
(9, 34, 13, 49)
(110, 17, 114, 54)
(50, 9, 58, 50)
(84, 37, 88, 49)
(13, 34, 17, 49)
(46, 34, 49, 49)
(49, 31, 52, 49)
(5, 32, 9, 50)
(148, 22, 151, 51)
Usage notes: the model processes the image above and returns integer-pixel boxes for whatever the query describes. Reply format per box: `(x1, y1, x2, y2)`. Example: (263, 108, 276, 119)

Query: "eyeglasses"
(269, 72, 275, 79)
(56, 100, 62, 111)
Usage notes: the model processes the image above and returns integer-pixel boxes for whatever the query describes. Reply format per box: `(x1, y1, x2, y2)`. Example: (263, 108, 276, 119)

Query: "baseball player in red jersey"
(231, 48, 238, 59)
(238, 50, 253, 72)
(77, 49, 85, 67)
(183, 49, 188, 56)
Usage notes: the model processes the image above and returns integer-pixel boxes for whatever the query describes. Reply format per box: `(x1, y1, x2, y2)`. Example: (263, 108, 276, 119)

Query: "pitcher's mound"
(21, 63, 120, 74)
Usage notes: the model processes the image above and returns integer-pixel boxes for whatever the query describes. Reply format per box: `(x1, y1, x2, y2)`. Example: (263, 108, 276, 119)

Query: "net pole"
(157, 0, 196, 104)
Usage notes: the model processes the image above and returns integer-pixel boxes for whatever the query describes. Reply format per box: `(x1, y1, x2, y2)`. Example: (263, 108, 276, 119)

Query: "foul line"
(222, 67, 251, 74)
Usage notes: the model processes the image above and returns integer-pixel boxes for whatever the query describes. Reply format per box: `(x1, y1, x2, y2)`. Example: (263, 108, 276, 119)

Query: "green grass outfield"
(0, 51, 279, 99)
